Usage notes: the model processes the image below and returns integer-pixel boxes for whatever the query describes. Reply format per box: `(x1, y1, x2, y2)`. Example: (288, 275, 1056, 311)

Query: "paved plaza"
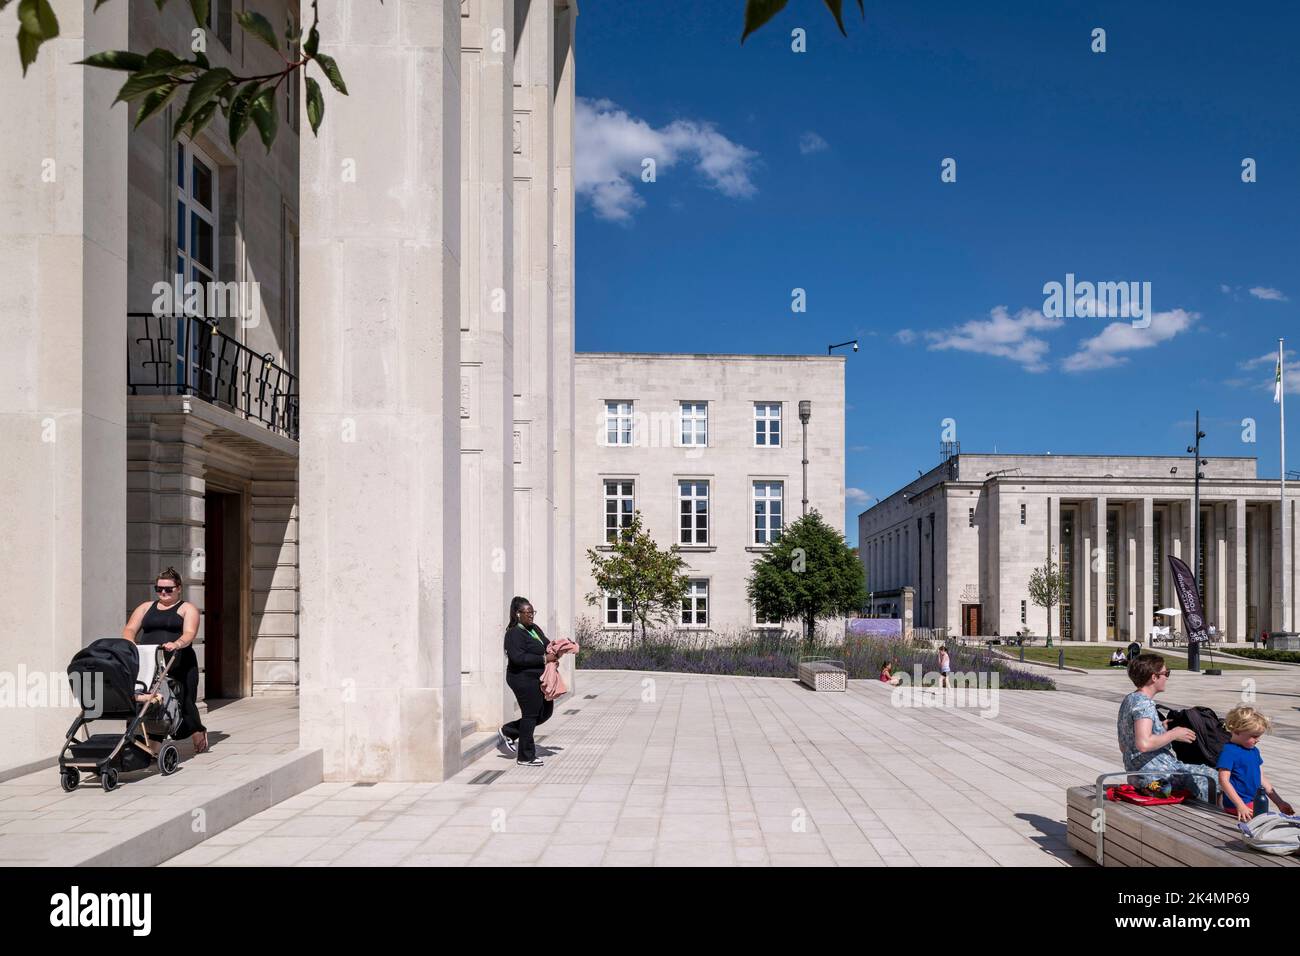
(155, 661, 1300, 867)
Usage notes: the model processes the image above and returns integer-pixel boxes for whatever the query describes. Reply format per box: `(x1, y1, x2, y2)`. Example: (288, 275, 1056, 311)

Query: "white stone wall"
(574, 354, 846, 638)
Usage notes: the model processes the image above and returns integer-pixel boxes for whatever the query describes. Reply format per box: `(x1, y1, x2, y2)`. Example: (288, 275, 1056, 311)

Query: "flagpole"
(1282, 338, 1289, 633)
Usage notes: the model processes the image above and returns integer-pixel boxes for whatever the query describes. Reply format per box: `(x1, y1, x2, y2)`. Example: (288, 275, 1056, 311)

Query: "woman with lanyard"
(498, 596, 557, 767)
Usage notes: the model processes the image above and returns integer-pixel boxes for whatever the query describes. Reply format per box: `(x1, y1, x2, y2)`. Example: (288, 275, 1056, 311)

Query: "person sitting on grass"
(1109, 649, 1127, 667)
(1117, 653, 1210, 802)
(1217, 706, 1294, 821)
(878, 661, 902, 686)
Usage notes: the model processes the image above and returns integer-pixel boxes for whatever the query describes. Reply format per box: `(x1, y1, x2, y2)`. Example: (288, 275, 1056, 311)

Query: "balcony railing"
(128, 313, 299, 441)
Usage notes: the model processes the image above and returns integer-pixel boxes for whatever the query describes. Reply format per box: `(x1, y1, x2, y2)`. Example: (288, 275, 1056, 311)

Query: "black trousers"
(503, 671, 552, 762)
(165, 646, 206, 738)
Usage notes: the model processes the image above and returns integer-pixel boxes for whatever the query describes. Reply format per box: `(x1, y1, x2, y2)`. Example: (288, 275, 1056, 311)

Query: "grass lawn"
(1009, 645, 1260, 671)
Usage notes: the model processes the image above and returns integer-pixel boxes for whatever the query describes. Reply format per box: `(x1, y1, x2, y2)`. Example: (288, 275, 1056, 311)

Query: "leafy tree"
(585, 511, 690, 641)
(1027, 561, 1062, 647)
(747, 510, 866, 645)
(742, 0, 865, 42)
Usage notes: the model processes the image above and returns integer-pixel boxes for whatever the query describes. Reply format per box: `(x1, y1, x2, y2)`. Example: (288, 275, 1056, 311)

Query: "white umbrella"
(1155, 608, 1181, 617)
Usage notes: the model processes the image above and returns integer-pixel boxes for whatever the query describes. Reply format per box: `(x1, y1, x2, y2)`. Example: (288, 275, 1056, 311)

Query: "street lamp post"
(1186, 411, 1207, 672)
(799, 400, 811, 517)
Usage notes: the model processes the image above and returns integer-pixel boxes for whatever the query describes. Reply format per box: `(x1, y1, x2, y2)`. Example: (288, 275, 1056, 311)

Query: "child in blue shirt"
(1217, 706, 1293, 821)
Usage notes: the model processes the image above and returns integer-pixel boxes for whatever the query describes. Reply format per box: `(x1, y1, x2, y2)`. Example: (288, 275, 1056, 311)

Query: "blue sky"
(573, 1, 1300, 545)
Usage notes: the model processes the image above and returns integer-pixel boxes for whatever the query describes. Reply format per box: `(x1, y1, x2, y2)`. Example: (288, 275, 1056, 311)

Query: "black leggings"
(166, 646, 206, 738)
(503, 671, 552, 762)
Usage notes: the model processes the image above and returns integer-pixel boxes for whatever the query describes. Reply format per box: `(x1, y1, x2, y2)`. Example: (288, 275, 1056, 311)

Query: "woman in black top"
(498, 596, 556, 767)
(122, 567, 209, 753)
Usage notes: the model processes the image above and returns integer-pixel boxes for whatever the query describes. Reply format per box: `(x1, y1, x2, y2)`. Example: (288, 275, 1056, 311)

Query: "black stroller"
(59, 638, 185, 792)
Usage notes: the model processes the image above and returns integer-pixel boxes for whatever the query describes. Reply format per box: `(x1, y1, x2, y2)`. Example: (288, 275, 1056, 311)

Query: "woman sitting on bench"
(1117, 653, 1210, 802)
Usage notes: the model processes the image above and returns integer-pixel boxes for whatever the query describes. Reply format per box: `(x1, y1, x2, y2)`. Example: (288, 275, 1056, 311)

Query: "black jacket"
(504, 622, 550, 674)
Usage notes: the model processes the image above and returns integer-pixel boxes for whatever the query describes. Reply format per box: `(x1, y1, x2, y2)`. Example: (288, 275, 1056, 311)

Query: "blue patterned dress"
(1117, 691, 1211, 802)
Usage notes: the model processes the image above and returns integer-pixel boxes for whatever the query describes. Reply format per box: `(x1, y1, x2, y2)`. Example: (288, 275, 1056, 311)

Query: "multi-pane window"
(175, 141, 218, 387)
(1061, 511, 1074, 639)
(968, 508, 975, 528)
(605, 401, 633, 445)
(753, 481, 784, 545)
(681, 579, 709, 627)
(754, 605, 780, 627)
(679, 480, 709, 545)
(680, 402, 708, 446)
(1020, 503, 1026, 525)
(755, 403, 781, 446)
(1152, 511, 1163, 625)
(604, 480, 634, 543)
(605, 595, 632, 626)
(1021, 600, 1027, 625)
(205, 0, 232, 51)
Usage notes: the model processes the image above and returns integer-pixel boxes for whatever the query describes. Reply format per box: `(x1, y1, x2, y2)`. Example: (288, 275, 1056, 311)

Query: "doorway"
(203, 489, 246, 699)
(962, 603, 982, 637)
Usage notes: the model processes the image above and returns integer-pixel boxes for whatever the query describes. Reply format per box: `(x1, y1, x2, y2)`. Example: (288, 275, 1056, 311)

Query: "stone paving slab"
(164, 667, 1300, 867)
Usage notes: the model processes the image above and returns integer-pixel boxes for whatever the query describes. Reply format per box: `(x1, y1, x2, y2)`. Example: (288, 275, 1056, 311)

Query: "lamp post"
(828, 339, 859, 355)
(1186, 411, 1207, 673)
(799, 400, 812, 517)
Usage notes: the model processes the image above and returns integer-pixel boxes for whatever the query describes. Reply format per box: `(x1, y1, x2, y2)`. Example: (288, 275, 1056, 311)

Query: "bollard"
(1020, 644, 1025, 663)
(1058, 649, 1065, 670)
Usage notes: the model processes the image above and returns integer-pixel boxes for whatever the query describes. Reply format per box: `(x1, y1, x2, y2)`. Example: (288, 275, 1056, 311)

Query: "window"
(605, 401, 633, 445)
(205, 0, 233, 51)
(680, 402, 708, 446)
(755, 403, 781, 446)
(175, 141, 218, 387)
(1021, 600, 1027, 625)
(681, 579, 709, 627)
(753, 481, 784, 545)
(605, 595, 632, 626)
(679, 480, 709, 545)
(1020, 503, 1026, 525)
(968, 507, 975, 528)
(754, 605, 781, 627)
(604, 480, 634, 543)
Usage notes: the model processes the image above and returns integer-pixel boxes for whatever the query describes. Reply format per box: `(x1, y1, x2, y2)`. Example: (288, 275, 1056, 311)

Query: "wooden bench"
(1066, 773, 1300, 867)
(797, 659, 846, 692)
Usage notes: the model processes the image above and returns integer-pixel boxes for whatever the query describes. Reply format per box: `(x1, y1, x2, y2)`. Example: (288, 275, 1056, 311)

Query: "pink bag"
(540, 639, 579, 701)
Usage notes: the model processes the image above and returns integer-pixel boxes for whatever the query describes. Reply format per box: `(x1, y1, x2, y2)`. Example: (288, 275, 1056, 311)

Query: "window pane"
(176, 200, 186, 253)
(192, 213, 214, 269)
(176, 144, 185, 188)
(192, 157, 214, 210)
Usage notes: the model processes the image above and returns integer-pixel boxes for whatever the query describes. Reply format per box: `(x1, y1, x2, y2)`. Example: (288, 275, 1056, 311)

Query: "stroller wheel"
(59, 769, 80, 792)
(159, 744, 179, 776)
(101, 768, 119, 792)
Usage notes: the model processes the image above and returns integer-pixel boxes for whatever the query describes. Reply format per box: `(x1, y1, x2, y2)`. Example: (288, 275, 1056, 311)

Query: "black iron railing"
(127, 313, 299, 441)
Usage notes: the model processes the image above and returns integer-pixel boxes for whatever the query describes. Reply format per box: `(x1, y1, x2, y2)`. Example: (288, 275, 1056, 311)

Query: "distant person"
(1109, 649, 1127, 667)
(1217, 706, 1293, 821)
(1116, 654, 1209, 802)
(938, 646, 951, 688)
(878, 661, 902, 686)
(499, 596, 557, 767)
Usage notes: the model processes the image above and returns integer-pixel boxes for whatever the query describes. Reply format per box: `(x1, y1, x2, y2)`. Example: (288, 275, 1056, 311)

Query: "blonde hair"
(1224, 705, 1271, 736)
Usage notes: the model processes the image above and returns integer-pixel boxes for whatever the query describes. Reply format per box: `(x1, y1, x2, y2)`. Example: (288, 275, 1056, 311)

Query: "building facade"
(858, 453, 1297, 642)
(0, 0, 577, 779)
(574, 353, 846, 637)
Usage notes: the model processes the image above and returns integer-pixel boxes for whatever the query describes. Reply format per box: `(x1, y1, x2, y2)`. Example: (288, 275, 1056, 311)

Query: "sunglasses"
(155, 585, 178, 594)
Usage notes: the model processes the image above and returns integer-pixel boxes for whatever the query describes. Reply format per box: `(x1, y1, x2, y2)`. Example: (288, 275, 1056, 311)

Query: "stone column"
(1092, 496, 1108, 641)
(1227, 499, 1246, 642)
(1077, 499, 1093, 642)
(1212, 503, 1227, 633)
(250, 471, 299, 696)
(1136, 497, 1154, 642)
(1049, 495, 1063, 639)
(300, 0, 463, 781)
(0, 2, 129, 769)
(1123, 501, 1137, 641)
(460, 0, 516, 732)
(1270, 499, 1283, 632)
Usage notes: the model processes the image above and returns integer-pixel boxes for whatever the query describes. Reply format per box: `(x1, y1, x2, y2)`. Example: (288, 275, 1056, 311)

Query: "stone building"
(858, 453, 1296, 642)
(0, 0, 577, 779)
(574, 353, 846, 637)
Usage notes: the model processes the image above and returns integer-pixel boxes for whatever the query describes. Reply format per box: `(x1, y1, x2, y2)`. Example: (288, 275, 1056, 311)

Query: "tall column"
(1078, 500, 1093, 642)
(512, 0, 556, 638)
(1124, 502, 1137, 641)
(300, 0, 463, 781)
(1228, 499, 1246, 642)
(1050, 495, 1063, 638)
(1271, 500, 1284, 632)
(1212, 503, 1227, 632)
(460, 0, 516, 731)
(1136, 498, 1153, 641)
(0, 2, 129, 769)
(1092, 496, 1108, 641)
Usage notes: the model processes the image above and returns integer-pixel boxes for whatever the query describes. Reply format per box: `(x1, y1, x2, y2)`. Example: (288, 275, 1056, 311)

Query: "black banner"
(1168, 554, 1209, 644)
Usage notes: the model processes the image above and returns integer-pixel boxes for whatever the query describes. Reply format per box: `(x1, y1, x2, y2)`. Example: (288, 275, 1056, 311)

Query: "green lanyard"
(517, 622, 543, 644)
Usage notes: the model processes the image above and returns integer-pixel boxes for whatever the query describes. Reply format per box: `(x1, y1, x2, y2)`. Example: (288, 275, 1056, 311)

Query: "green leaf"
(740, 0, 787, 44)
(114, 71, 177, 104)
(305, 75, 324, 136)
(236, 10, 279, 51)
(303, 20, 319, 57)
(186, 98, 220, 140)
(134, 81, 180, 128)
(76, 50, 148, 71)
(16, 0, 59, 75)
(173, 66, 232, 135)
(249, 85, 278, 151)
(822, 0, 847, 36)
(313, 52, 347, 95)
(227, 81, 261, 151)
(188, 0, 210, 27)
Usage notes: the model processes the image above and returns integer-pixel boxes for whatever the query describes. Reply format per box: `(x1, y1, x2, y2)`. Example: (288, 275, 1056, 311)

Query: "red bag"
(1105, 784, 1190, 806)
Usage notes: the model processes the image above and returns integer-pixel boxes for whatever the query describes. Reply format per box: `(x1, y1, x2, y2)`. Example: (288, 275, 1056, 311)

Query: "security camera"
(852, 342, 859, 352)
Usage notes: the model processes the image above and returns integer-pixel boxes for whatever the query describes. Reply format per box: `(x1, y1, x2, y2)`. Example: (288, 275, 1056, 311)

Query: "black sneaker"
(497, 728, 517, 755)
(516, 758, 544, 767)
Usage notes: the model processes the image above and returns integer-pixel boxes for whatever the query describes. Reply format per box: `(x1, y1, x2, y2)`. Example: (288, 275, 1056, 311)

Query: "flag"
(1276, 356, 1283, 403)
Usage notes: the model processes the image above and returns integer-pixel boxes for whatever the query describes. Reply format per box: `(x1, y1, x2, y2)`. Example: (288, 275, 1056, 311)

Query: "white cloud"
(846, 488, 875, 504)
(1061, 309, 1197, 373)
(798, 131, 829, 155)
(575, 97, 758, 223)
(1250, 286, 1288, 302)
(924, 306, 1064, 373)
(894, 329, 917, 344)
(1220, 284, 1233, 294)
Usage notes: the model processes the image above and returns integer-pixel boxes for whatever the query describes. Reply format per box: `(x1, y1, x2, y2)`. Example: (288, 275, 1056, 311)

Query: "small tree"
(585, 511, 690, 640)
(1027, 561, 1062, 648)
(747, 510, 866, 646)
